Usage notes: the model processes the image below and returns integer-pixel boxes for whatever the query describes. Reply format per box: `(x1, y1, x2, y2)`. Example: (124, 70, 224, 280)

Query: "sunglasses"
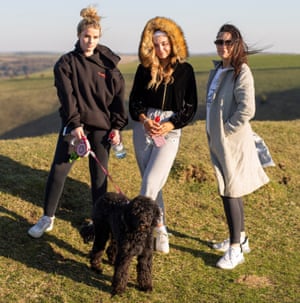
(214, 39, 234, 46)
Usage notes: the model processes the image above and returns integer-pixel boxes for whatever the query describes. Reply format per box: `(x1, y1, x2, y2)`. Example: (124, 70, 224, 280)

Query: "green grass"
(0, 120, 299, 303)
(0, 54, 300, 302)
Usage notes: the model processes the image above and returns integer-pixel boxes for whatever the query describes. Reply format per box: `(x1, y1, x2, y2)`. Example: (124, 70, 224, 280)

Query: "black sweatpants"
(43, 128, 110, 217)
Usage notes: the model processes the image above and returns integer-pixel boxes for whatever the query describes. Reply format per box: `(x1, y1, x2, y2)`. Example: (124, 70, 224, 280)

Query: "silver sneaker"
(216, 246, 244, 270)
(154, 226, 169, 254)
(28, 215, 55, 238)
(212, 236, 251, 253)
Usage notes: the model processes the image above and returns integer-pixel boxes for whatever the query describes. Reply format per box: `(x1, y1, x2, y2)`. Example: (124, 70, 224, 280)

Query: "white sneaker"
(216, 246, 244, 270)
(154, 226, 169, 254)
(241, 237, 251, 253)
(212, 236, 251, 253)
(28, 215, 55, 238)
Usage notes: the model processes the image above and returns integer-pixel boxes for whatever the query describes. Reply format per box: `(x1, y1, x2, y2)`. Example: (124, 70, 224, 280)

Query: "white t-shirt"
(206, 67, 227, 134)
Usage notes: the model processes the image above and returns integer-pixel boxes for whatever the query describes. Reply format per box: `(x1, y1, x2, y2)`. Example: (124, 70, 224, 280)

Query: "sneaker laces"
(230, 246, 242, 258)
(155, 226, 168, 237)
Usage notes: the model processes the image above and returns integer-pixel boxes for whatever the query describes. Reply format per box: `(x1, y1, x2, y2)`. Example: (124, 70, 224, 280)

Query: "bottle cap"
(109, 132, 115, 140)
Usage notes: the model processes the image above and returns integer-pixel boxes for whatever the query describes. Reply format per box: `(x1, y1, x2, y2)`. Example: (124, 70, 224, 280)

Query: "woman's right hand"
(143, 119, 162, 136)
(71, 126, 85, 140)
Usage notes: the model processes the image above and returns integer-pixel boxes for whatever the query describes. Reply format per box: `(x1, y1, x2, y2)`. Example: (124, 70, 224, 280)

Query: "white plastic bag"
(253, 132, 275, 168)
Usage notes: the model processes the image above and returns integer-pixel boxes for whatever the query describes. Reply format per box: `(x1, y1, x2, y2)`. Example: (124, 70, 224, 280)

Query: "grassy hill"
(0, 120, 299, 303)
(0, 54, 299, 302)
(0, 54, 300, 139)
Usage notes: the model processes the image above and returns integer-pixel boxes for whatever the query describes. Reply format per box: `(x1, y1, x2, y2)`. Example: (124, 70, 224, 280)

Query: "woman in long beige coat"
(206, 24, 269, 269)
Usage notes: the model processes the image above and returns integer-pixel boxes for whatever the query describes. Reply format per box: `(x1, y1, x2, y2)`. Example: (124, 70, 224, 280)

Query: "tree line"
(0, 53, 58, 78)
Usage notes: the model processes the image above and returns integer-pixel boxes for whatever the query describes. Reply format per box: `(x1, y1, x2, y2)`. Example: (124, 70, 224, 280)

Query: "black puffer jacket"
(54, 42, 128, 131)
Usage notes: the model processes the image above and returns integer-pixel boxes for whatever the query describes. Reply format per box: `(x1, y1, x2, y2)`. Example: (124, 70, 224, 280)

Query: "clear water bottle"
(109, 132, 127, 159)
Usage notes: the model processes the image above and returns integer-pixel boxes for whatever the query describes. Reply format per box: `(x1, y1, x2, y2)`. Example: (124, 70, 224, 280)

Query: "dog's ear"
(140, 196, 161, 227)
(123, 198, 156, 232)
(130, 195, 162, 229)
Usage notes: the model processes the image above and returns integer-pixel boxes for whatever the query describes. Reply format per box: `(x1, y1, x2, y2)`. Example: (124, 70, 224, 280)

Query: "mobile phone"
(152, 135, 166, 147)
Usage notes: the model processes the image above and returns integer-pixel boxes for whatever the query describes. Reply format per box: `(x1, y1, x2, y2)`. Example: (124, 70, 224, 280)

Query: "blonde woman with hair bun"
(28, 6, 128, 239)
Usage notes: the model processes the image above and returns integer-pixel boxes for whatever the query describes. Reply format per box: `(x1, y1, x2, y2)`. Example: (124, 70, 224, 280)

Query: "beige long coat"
(206, 61, 269, 197)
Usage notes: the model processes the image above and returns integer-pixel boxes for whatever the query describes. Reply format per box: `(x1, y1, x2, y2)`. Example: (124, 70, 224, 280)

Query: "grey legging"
(132, 109, 181, 225)
(221, 196, 245, 244)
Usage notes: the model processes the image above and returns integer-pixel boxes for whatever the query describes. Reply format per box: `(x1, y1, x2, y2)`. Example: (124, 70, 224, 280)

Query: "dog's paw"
(138, 285, 153, 292)
(90, 251, 104, 273)
(111, 289, 125, 297)
(90, 259, 103, 274)
(91, 265, 103, 274)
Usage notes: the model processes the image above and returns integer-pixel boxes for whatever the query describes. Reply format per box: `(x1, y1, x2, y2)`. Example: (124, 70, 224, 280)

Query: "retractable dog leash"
(70, 136, 125, 196)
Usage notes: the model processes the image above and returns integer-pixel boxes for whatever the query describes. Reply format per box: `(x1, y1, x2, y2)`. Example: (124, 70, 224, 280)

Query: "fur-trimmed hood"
(138, 16, 188, 67)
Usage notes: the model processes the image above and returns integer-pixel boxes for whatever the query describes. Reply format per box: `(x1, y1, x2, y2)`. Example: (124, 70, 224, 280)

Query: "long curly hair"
(77, 6, 101, 37)
(138, 16, 188, 89)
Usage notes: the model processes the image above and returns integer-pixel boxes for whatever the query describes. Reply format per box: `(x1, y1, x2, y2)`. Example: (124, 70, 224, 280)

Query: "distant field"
(118, 53, 300, 73)
(0, 54, 299, 139)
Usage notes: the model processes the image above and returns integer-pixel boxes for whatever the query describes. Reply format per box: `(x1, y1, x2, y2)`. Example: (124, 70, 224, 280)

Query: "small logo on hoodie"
(97, 71, 106, 78)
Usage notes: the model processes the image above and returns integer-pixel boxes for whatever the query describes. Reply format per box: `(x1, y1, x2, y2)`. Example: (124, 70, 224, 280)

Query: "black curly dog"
(80, 192, 161, 296)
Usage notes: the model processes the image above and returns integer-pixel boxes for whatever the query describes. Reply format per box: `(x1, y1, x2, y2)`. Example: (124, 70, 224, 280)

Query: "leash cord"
(89, 150, 125, 196)
(71, 136, 126, 197)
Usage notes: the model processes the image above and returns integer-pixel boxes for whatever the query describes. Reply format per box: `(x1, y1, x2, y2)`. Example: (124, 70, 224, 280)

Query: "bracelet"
(143, 118, 150, 125)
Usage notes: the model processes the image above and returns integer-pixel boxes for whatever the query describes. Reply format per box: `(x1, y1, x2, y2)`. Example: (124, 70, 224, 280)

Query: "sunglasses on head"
(214, 39, 234, 46)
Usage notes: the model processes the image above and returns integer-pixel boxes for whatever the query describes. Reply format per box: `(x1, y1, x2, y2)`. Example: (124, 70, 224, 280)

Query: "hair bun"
(80, 7, 100, 22)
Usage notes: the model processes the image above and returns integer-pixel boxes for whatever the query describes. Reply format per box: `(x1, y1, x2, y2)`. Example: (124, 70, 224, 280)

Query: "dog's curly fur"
(80, 192, 161, 296)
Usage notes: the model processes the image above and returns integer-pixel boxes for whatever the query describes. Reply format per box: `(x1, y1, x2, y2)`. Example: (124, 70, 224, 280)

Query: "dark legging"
(221, 196, 245, 244)
(44, 128, 110, 217)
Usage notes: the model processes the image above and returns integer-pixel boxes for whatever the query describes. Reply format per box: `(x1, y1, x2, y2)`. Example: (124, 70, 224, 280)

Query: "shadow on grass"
(254, 87, 300, 121)
(0, 154, 116, 293)
(0, 155, 163, 295)
(168, 228, 219, 267)
(0, 205, 113, 294)
(0, 111, 61, 140)
(0, 155, 92, 224)
(1, 87, 299, 140)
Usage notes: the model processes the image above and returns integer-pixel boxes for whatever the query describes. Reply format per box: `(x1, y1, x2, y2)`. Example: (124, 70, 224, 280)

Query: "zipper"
(161, 83, 167, 110)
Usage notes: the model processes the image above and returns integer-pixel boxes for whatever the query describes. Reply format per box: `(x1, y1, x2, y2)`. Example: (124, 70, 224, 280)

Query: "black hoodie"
(54, 42, 128, 132)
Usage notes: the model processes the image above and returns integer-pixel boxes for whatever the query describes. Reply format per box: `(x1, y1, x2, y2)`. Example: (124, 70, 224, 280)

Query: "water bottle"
(109, 132, 127, 159)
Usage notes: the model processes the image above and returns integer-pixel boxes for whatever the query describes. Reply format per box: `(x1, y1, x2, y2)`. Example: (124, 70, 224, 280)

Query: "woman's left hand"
(158, 122, 174, 136)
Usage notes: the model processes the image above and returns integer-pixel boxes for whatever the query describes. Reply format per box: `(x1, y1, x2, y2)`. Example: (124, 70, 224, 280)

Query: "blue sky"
(1, 0, 299, 54)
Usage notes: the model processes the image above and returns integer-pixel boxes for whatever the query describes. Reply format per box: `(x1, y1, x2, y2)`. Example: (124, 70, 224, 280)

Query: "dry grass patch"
(236, 274, 273, 288)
